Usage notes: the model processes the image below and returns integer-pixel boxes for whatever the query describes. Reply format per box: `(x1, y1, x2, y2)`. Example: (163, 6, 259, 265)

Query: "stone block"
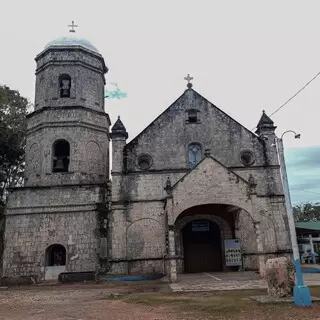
(265, 257, 294, 297)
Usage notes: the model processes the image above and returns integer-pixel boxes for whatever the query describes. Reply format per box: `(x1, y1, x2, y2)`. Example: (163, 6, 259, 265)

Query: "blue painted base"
(293, 285, 312, 307)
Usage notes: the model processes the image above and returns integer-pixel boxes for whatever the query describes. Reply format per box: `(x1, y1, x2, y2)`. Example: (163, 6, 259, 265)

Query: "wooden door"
(183, 220, 222, 273)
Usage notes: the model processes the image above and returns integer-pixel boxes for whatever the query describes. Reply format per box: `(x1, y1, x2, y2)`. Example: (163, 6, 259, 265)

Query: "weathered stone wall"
(111, 137, 126, 173)
(110, 156, 290, 273)
(2, 185, 104, 279)
(2, 210, 98, 280)
(124, 89, 274, 171)
(236, 199, 291, 270)
(110, 88, 290, 274)
(5, 185, 102, 212)
(109, 201, 166, 274)
(1, 43, 110, 280)
(25, 43, 110, 187)
(0, 212, 4, 277)
(34, 49, 106, 111)
(25, 113, 110, 186)
(111, 172, 186, 203)
(27, 107, 110, 132)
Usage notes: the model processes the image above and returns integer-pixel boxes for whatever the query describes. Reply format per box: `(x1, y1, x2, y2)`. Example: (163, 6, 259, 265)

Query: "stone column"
(254, 221, 265, 278)
(168, 226, 177, 283)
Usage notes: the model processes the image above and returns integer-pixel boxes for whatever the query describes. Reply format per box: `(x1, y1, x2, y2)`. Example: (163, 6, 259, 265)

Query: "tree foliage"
(293, 202, 320, 222)
(0, 85, 28, 211)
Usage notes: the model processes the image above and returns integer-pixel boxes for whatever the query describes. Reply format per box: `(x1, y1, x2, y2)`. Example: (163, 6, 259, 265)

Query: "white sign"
(224, 239, 242, 267)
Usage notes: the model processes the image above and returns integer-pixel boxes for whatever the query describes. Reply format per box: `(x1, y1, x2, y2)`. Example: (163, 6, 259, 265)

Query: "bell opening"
(52, 140, 70, 173)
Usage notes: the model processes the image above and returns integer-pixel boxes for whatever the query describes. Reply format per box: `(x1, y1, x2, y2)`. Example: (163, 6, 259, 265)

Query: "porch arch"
(172, 203, 258, 273)
(175, 213, 233, 257)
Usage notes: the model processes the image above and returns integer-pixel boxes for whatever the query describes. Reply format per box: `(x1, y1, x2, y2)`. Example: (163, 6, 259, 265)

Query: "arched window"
(59, 74, 71, 98)
(52, 140, 70, 173)
(45, 244, 66, 266)
(188, 143, 202, 168)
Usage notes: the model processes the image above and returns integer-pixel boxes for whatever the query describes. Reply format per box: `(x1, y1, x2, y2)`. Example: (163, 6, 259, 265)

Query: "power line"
(252, 71, 320, 130)
(291, 187, 320, 197)
(269, 71, 320, 118)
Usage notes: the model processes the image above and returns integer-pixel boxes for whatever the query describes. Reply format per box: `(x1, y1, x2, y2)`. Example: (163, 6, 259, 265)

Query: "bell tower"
(24, 34, 110, 186)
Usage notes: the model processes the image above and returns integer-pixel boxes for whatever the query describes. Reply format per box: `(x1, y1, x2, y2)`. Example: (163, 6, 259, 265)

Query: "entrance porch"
(166, 203, 266, 282)
(173, 204, 259, 274)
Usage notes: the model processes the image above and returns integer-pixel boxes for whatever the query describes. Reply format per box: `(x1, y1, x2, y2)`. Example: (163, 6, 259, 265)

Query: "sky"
(0, 0, 319, 204)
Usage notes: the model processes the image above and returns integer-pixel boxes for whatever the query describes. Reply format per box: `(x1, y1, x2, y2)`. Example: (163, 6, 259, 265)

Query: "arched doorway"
(44, 244, 67, 280)
(46, 244, 66, 266)
(182, 219, 222, 273)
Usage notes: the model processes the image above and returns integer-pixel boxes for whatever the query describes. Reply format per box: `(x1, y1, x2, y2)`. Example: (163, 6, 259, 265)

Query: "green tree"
(293, 202, 320, 222)
(0, 85, 29, 211)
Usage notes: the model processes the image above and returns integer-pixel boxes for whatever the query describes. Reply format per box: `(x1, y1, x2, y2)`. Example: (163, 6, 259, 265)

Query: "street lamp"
(276, 131, 312, 306)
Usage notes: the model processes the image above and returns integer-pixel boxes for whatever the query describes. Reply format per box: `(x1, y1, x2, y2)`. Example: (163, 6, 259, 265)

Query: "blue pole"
(277, 137, 312, 307)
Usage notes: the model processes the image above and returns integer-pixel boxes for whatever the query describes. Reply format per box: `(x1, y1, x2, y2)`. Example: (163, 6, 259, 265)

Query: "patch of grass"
(113, 290, 266, 317)
(113, 289, 320, 319)
(309, 286, 320, 297)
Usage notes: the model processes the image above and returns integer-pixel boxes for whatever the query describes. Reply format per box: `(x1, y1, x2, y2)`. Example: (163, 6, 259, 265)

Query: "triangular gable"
(168, 155, 254, 221)
(125, 88, 260, 150)
(172, 155, 249, 190)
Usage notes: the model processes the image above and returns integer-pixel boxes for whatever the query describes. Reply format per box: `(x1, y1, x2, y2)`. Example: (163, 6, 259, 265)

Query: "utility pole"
(277, 132, 312, 306)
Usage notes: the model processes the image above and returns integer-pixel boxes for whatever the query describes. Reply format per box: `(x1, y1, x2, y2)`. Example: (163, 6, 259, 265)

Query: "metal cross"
(68, 21, 78, 33)
(184, 74, 193, 83)
(184, 74, 193, 88)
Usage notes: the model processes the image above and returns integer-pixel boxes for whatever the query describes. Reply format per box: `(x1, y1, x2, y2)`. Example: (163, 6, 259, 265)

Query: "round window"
(240, 150, 255, 166)
(137, 154, 152, 170)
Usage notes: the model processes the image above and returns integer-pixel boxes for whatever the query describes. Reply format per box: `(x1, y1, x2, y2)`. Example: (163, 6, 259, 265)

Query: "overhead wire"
(269, 71, 320, 118)
(251, 71, 320, 131)
(291, 188, 320, 197)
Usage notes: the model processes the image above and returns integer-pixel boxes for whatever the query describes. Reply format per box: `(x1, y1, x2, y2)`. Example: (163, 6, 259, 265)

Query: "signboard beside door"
(224, 239, 242, 268)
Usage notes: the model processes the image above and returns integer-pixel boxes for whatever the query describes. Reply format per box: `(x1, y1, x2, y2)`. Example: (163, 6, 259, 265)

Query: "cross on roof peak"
(68, 21, 78, 33)
(184, 74, 193, 88)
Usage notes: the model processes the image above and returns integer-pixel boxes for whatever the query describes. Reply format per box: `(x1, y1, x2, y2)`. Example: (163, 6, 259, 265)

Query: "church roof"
(44, 36, 99, 53)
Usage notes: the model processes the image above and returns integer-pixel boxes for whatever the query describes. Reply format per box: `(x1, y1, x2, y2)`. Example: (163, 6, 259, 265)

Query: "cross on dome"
(68, 21, 78, 33)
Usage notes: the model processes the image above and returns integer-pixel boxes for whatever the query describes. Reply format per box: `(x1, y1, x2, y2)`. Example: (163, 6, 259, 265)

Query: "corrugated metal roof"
(295, 221, 320, 231)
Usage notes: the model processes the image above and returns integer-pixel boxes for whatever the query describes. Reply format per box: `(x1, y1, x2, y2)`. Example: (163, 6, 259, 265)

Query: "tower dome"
(44, 36, 99, 53)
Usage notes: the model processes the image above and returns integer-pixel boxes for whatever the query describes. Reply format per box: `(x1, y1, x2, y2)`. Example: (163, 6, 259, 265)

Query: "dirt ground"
(0, 281, 186, 320)
(1, 281, 320, 320)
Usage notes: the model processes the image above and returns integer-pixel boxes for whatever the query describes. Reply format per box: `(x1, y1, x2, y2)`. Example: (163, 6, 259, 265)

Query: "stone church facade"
(1, 36, 292, 282)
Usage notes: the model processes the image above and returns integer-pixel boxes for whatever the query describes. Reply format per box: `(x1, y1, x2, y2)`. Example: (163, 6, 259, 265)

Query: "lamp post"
(276, 131, 312, 306)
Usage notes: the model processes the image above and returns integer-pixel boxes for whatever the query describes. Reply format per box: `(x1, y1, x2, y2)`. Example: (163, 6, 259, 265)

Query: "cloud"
(285, 146, 320, 204)
(285, 146, 320, 169)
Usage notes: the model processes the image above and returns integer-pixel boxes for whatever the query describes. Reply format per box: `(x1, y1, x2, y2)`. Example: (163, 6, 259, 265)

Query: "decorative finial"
(184, 74, 193, 88)
(68, 21, 78, 33)
(262, 109, 265, 114)
(118, 115, 120, 119)
(164, 176, 172, 195)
